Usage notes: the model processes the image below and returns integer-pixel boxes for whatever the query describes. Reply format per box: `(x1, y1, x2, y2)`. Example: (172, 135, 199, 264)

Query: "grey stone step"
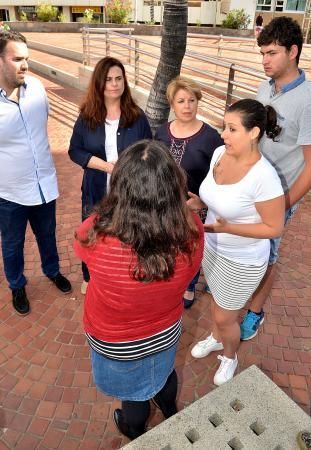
(123, 365, 311, 450)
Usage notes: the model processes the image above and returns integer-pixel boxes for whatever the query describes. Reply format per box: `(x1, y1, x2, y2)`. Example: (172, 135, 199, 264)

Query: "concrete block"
(29, 60, 79, 90)
(28, 41, 83, 63)
(123, 365, 311, 450)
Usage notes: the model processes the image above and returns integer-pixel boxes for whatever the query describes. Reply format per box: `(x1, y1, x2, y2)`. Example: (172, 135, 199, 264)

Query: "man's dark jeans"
(0, 198, 59, 290)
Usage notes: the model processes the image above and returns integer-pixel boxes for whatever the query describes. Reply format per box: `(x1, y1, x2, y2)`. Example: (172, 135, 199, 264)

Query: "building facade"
(255, 0, 308, 26)
(0, 0, 308, 27)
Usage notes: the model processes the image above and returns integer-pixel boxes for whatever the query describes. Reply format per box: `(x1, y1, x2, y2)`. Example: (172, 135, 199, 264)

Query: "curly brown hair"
(77, 140, 200, 282)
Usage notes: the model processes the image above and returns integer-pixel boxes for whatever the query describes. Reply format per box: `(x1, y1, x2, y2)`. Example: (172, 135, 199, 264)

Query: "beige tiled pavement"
(0, 70, 310, 450)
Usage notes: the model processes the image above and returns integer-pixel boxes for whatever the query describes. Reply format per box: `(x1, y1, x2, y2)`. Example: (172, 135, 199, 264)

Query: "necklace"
(170, 139, 187, 166)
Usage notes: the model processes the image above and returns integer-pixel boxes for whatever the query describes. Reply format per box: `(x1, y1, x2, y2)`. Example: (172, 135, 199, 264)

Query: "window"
(256, 0, 272, 11)
(286, 0, 306, 11)
(275, 0, 285, 11)
(143, 1, 162, 5)
(257, 0, 306, 11)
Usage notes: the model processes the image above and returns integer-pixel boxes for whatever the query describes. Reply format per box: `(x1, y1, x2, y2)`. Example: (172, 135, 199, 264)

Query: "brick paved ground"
(0, 70, 310, 450)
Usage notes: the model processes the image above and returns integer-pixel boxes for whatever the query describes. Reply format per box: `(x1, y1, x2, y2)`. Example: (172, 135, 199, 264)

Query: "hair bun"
(266, 124, 282, 141)
(265, 105, 282, 141)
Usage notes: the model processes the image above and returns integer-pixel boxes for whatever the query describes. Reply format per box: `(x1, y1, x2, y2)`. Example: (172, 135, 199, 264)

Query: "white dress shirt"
(0, 75, 59, 205)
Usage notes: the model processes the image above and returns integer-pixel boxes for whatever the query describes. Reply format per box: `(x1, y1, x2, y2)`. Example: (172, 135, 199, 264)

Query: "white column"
(62, 6, 71, 22)
(7, 6, 16, 21)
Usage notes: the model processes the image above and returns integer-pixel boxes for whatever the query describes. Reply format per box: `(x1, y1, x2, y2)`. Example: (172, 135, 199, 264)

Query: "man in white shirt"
(0, 31, 71, 315)
(240, 17, 311, 340)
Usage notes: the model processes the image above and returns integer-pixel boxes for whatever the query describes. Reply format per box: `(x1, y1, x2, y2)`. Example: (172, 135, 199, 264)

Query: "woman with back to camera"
(74, 140, 204, 440)
(188, 99, 284, 385)
(155, 76, 223, 308)
(69, 57, 152, 295)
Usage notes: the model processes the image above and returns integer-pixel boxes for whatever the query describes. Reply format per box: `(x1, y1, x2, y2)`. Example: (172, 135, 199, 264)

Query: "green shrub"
(58, 12, 66, 22)
(0, 21, 10, 30)
(80, 8, 95, 23)
(221, 9, 251, 30)
(105, 0, 132, 24)
(36, 3, 58, 22)
(19, 11, 28, 22)
(79, 8, 101, 23)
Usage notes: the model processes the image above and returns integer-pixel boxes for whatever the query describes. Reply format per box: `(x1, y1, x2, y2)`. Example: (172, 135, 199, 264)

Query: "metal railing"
(187, 33, 311, 75)
(81, 28, 310, 128)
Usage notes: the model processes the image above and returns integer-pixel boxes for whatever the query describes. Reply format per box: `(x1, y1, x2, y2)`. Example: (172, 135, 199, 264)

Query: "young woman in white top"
(188, 99, 284, 385)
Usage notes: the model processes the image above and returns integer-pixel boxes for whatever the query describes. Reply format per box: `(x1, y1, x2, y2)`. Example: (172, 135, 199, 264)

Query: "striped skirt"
(202, 246, 268, 310)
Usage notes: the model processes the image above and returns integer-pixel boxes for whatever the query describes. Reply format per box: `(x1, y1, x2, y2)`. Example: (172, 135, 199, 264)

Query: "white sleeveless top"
(105, 118, 119, 191)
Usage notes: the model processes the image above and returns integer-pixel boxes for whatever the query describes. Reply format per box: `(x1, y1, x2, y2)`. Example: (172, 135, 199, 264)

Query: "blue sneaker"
(240, 310, 264, 341)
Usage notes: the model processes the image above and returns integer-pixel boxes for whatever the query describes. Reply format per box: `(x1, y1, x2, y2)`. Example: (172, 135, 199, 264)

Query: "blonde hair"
(166, 76, 202, 105)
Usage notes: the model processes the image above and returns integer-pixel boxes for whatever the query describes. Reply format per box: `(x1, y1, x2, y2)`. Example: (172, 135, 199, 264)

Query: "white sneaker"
(191, 334, 224, 359)
(213, 354, 238, 386)
(81, 280, 88, 295)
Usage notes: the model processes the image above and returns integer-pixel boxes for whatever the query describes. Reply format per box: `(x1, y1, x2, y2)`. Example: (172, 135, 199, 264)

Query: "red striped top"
(74, 214, 204, 342)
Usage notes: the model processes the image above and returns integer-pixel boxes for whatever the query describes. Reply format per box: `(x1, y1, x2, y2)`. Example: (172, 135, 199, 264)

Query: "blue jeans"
(0, 198, 59, 289)
(269, 203, 299, 265)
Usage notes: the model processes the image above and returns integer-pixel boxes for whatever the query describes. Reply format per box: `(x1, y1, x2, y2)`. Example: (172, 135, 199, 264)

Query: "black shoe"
(48, 273, 72, 293)
(183, 298, 195, 309)
(12, 287, 30, 315)
(183, 289, 195, 309)
(113, 409, 145, 440)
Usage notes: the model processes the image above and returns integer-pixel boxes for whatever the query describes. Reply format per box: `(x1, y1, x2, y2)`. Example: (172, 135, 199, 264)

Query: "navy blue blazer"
(69, 111, 152, 211)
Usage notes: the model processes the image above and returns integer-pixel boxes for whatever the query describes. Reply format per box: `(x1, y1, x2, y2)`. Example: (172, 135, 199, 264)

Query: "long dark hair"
(80, 56, 140, 129)
(227, 99, 282, 142)
(78, 140, 200, 282)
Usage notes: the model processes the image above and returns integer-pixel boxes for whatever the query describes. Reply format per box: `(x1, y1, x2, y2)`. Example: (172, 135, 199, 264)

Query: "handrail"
(187, 32, 311, 48)
(81, 27, 311, 128)
(82, 27, 135, 33)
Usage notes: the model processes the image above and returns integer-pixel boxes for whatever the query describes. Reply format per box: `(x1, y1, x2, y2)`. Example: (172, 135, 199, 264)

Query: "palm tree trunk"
(145, 0, 188, 134)
(150, 0, 154, 23)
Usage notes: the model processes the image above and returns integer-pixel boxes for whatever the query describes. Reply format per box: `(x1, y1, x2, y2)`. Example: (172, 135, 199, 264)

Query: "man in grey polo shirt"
(240, 17, 311, 340)
(0, 31, 72, 315)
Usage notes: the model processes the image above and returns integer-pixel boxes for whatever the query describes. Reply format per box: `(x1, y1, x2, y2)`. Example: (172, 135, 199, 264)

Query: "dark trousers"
(82, 208, 90, 282)
(187, 270, 200, 292)
(122, 369, 178, 432)
(0, 198, 59, 290)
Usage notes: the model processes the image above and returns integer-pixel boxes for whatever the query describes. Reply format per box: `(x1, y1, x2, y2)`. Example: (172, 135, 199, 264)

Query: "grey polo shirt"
(256, 70, 311, 193)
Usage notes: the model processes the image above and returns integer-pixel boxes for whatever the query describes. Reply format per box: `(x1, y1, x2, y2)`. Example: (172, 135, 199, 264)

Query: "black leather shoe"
(12, 287, 30, 315)
(113, 409, 145, 440)
(183, 289, 195, 309)
(48, 273, 72, 293)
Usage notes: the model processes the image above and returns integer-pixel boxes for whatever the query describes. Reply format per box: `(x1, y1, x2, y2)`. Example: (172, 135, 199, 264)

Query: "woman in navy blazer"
(69, 57, 152, 294)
